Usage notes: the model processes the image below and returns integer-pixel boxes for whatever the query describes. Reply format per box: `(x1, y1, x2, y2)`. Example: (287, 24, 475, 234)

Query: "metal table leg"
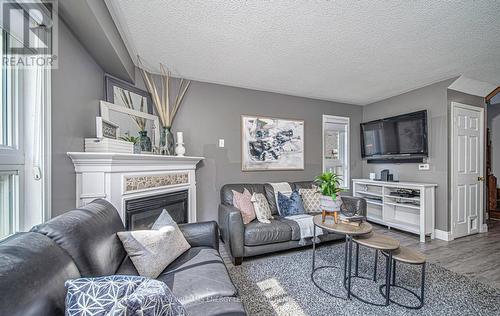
(346, 235, 353, 299)
(379, 258, 426, 309)
(385, 251, 393, 306)
(392, 260, 396, 286)
(343, 244, 393, 306)
(355, 242, 360, 277)
(312, 224, 316, 271)
(310, 225, 346, 300)
(343, 235, 348, 281)
(420, 263, 426, 306)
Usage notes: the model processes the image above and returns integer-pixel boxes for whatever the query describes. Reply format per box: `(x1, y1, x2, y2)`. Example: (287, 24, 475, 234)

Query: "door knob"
(478, 176, 484, 181)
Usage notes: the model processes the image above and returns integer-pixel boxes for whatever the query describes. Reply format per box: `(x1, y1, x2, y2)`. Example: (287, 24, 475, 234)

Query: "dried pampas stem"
(138, 56, 191, 128)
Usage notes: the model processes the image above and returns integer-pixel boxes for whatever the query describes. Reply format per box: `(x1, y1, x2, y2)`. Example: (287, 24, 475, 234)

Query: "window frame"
(0, 9, 52, 236)
(0, 29, 25, 237)
(322, 115, 350, 189)
(0, 168, 23, 238)
(0, 37, 24, 165)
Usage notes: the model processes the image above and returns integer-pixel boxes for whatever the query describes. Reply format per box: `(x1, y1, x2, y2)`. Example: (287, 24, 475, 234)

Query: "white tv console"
(352, 179, 437, 242)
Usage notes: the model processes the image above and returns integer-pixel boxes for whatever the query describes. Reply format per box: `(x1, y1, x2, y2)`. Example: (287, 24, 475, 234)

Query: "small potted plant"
(315, 171, 343, 222)
(120, 134, 141, 154)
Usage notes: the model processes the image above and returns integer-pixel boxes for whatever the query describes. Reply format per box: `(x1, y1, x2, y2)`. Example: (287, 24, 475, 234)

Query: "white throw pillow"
(251, 193, 273, 223)
(299, 188, 322, 213)
(117, 210, 190, 278)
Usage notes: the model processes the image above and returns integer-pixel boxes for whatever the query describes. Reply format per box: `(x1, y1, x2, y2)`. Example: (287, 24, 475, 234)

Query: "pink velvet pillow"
(232, 188, 256, 224)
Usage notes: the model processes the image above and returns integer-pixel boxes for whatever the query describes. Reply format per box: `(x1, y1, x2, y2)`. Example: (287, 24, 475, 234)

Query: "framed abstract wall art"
(241, 115, 304, 171)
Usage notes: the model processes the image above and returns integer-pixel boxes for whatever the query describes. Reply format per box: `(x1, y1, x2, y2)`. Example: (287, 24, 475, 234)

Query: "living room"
(1, 1, 500, 315)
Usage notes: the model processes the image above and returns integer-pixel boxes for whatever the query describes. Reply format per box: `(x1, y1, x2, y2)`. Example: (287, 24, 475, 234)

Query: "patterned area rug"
(226, 243, 500, 315)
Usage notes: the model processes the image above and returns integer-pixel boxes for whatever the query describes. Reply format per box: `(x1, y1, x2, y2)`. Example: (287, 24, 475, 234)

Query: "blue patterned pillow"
(278, 190, 306, 216)
(65, 275, 186, 316)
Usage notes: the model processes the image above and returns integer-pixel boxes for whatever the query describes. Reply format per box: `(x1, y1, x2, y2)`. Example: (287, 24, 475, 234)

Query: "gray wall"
(51, 30, 363, 221)
(169, 80, 364, 221)
(362, 78, 456, 231)
(51, 20, 104, 216)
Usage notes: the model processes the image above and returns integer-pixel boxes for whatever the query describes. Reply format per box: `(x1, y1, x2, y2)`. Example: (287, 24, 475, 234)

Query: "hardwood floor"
(373, 220, 500, 290)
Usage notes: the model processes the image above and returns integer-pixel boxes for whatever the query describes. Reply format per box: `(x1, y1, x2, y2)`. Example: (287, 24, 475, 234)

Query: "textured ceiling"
(106, 0, 500, 105)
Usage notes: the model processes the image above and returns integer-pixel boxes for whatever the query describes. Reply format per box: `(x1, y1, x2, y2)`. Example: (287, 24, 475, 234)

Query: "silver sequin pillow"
(117, 211, 190, 278)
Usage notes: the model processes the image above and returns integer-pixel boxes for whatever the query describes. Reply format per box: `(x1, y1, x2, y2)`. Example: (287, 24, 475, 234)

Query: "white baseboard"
(480, 223, 488, 233)
(435, 225, 488, 240)
(434, 229, 454, 241)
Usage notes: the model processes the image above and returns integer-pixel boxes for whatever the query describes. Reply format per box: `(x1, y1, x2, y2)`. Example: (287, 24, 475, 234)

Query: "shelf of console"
(352, 179, 437, 243)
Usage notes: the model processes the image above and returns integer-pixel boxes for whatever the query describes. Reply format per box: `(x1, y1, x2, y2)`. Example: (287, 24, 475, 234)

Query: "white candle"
(176, 131, 183, 144)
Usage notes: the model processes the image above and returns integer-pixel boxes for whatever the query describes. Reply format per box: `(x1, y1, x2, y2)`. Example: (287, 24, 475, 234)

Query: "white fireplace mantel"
(67, 152, 204, 223)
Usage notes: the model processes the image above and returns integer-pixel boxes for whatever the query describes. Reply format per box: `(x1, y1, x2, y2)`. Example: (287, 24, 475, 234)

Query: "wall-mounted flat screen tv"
(361, 110, 428, 161)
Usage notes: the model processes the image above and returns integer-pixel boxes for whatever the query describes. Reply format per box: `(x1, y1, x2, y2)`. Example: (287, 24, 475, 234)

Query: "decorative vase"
(320, 195, 340, 223)
(160, 126, 175, 155)
(320, 195, 340, 211)
(175, 142, 186, 156)
(133, 143, 141, 154)
(138, 130, 152, 152)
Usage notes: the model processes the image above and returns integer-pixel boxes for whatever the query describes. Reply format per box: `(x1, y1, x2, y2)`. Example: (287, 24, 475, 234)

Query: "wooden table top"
(390, 246, 426, 264)
(353, 232, 400, 251)
(313, 215, 372, 236)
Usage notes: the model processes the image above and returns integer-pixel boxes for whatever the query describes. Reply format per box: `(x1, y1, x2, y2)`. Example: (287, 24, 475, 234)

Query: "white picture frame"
(241, 115, 304, 171)
(100, 100, 160, 150)
(96, 116, 120, 139)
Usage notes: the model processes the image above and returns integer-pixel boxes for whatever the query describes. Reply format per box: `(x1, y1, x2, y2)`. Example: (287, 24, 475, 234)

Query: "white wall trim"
(434, 229, 454, 241)
(43, 64, 51, 221)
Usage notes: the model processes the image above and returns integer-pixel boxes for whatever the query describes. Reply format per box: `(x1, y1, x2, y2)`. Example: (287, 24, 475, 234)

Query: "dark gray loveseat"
(0, 199, 245, 316)
(218, 181, 366, 265)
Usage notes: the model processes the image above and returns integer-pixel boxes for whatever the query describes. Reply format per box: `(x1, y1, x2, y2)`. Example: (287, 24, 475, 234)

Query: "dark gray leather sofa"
(0, 199, 246, 316)
(218, 181, 366, 265)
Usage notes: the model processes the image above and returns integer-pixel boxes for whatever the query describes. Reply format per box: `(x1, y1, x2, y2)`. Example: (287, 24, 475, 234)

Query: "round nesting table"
(379, 246, 427, 309)
(350, 232, 400, 306)
(311, 215, 372, 299)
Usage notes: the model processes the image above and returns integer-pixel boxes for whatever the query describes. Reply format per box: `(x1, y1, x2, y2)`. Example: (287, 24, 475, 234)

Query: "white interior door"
(451, 102, 484, 239)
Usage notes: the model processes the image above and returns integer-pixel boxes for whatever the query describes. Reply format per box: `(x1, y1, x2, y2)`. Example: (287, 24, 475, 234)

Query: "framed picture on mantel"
(241, 115, 304, 171)
(104, 74, 153, 114)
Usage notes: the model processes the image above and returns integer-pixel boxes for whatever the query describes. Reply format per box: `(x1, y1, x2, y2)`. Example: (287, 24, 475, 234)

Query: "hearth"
(125, 190, 188, 230)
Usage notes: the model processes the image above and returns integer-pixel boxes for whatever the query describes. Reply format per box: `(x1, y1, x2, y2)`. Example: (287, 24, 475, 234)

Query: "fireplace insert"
(125, 190, 188, 230)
